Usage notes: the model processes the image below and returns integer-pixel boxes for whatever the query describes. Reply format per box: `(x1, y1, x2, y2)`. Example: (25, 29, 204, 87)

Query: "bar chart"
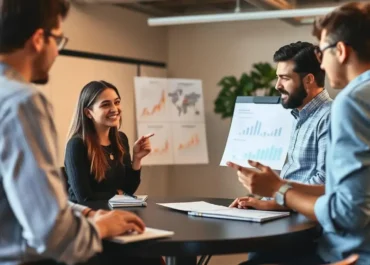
(233, 145, 283, 162)
(220, 102, 294, 170)
(239, 121, 283, 137)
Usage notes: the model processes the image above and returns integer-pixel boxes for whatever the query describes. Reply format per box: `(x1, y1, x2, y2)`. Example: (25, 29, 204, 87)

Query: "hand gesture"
(133, 133, 154, 160)
(227, 160, 284, 198)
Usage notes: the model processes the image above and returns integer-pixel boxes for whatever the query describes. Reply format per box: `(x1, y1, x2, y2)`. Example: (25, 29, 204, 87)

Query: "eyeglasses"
(314, 42, 338, 64)
(314, 41, 351, 64)
(45, 31, 69, 51)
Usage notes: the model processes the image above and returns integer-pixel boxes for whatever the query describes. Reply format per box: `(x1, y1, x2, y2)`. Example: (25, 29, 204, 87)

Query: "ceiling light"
(148, 6, 336, 27)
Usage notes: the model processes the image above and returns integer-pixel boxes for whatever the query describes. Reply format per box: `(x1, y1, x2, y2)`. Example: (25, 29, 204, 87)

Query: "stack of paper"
(188, 208, 290, 223)
(157, 201, 290, 223)
(111, 227, 174, 244)
(108, 195, 148, 208)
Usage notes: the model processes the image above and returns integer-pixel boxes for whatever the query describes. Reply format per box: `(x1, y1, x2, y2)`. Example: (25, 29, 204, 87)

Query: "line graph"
(141, 90, 166, 117)
(137, 123, 174, 165)
(178, 134, 200, 150)
(152, 140, 170, 154)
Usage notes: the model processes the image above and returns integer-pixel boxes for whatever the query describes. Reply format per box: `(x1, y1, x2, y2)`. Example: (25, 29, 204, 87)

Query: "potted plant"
(214, 62, 279, 119)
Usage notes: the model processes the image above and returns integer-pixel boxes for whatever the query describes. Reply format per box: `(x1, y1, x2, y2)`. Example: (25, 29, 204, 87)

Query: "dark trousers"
(239, 242, 326, 265)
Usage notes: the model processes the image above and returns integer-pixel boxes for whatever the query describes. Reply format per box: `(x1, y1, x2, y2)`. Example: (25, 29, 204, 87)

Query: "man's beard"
(279, 80, 308, 109)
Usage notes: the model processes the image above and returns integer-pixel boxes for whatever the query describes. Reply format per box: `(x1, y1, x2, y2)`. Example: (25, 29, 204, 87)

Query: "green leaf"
(214, 62, 278, 119)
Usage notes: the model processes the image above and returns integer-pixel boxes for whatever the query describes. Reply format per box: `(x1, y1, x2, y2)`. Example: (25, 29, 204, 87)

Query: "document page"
(157, 201, 228, 212)
(220, 101, 294, 170)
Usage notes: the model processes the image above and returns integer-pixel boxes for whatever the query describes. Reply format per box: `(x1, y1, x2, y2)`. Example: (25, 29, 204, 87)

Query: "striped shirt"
(0, 63, 102, 265)
(280, 90, 332, 184)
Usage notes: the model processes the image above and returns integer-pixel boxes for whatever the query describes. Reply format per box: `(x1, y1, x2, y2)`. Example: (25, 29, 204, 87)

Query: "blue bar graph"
(240, 121, 282, 137)
(240, 146, 283, 161)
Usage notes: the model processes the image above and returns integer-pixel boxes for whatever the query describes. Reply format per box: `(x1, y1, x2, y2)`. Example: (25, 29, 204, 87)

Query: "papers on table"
(111, 227, 174, 244)
(157, 201, 227, 212)
(157, 201, 290, 223)
(188, 208, 290, 223)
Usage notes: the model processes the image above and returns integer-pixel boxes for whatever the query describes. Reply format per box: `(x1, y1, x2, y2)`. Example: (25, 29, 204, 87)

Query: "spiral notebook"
(108, 194, 148, 208)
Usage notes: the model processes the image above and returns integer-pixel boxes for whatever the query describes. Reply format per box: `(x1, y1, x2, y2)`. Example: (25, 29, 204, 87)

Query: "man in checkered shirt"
(230, 41, 332, 211)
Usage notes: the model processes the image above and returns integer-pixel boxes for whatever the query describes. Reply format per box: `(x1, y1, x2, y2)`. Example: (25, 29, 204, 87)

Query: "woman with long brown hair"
(65, 80, 153, 203)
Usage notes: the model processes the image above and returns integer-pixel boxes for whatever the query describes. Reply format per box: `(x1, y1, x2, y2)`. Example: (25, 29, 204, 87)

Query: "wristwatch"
(275, 182, 293, 206)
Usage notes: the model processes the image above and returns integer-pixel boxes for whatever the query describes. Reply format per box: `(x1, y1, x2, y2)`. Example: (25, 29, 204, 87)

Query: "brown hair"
(68, 80, 125, 182)
(312, 2, 370, 62)
(0, 0, 70, 53)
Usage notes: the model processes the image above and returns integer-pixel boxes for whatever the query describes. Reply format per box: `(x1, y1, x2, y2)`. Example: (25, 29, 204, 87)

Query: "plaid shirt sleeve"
(306, 112, 331, 185)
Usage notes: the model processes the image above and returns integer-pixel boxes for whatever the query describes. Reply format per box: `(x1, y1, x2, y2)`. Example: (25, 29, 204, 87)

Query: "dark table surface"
(85, 197, 318, 258)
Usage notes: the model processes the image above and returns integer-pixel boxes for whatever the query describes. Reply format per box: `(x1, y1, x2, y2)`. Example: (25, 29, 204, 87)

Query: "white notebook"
(108, 195, 148, 208)
(158, 201, 290, 223)
(110, 227, 174, 244)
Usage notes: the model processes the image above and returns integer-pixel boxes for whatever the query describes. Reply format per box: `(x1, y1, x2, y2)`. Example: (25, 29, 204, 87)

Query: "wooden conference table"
(84, 197, 318, 265)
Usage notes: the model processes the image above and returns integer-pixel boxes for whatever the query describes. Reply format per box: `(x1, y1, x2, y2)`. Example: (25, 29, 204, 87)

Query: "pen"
(144, 133, 155, 139)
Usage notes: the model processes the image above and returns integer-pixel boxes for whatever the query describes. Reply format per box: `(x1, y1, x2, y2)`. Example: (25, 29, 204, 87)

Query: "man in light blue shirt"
(0, 1, 146, 265)
(228, 2, 370, 264)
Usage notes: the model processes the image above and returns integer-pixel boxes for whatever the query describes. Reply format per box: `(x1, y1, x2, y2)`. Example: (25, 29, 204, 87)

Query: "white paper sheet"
(157, 201, 228, 212)
(188, 208, 290, 223)
(220, 102, 294, 170)
(111, 227, 174, 244)
(158, 201, 290, 223)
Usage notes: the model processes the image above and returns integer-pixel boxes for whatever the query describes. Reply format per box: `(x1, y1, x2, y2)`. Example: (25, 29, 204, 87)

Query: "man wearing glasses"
(229, 2, 370, 264)
(0, 1, 146, 265)
(45, 31, 69, 52)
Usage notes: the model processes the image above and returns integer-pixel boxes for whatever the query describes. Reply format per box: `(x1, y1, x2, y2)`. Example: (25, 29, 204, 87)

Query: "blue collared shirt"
(0, 63, 102, 265)
(280, 90, 332, 184)
(315, 70, 370, 264)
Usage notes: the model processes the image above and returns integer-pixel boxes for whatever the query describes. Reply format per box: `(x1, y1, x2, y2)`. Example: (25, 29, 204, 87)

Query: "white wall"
(40, 6, 341, 199)
(40, 3, 169, 196)
(167, 19, 340, 198)
(36, 11, 337, 265)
